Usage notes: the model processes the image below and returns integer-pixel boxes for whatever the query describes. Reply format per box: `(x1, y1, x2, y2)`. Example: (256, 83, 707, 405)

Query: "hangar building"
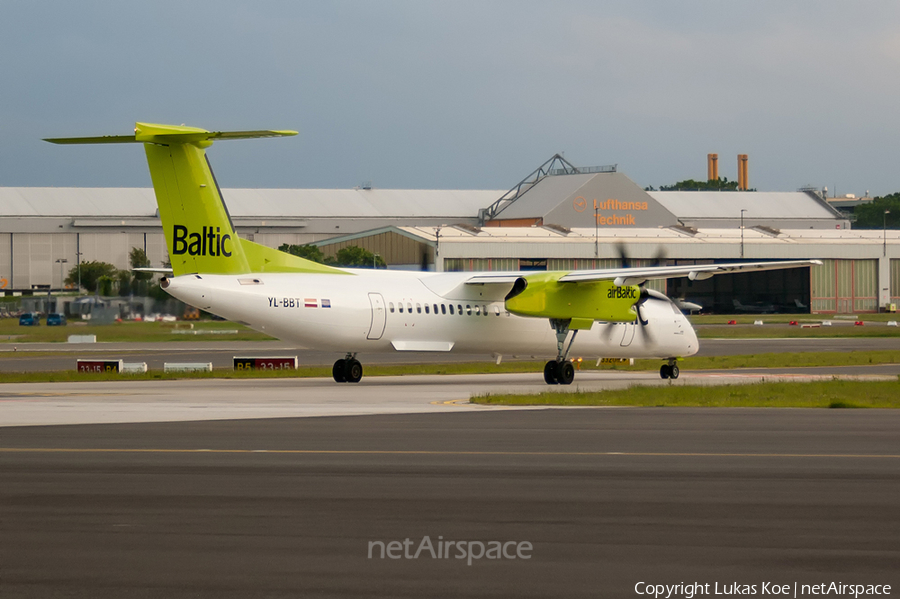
(1, 156, 897, 313)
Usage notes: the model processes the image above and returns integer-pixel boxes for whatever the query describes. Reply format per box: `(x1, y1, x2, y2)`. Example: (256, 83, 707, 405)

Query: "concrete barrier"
(68, 334, 97, 343)
(173, 329, 239, 335)
(164, 362, 213, 372)
(122, 362, 148, 373)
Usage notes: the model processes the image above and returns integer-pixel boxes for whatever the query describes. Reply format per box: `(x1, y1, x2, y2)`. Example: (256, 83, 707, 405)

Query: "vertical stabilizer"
(143, 138, 250, 275)
(46, 123, 349, 277)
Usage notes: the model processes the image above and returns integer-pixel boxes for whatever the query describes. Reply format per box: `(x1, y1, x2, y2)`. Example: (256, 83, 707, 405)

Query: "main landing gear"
(333, 354, 363, 383)
(544, 319, 578, 385)
(659, 359, 679, 380)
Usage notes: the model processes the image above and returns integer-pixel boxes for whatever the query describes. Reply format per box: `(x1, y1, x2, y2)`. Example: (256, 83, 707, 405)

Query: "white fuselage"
(164, 269, 699, 359)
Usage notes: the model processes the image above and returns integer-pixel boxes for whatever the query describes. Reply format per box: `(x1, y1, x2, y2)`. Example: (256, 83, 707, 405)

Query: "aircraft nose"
(684, 320, 700, 356)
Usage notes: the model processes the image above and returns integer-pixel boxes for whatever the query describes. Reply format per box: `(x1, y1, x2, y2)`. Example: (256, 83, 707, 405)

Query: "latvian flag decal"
(304, 298, 317, 308)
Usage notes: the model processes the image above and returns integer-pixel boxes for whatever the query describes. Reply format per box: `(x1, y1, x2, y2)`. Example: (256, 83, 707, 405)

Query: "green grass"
(2, 350, 898, 383)
(689, 313, 900, 324)
(473, 379, 900, 408)
(0, 360, 555, 383)
(626, 350, 900, 371)
(695, 324, 900, 339)
(0, 319, 274, 343)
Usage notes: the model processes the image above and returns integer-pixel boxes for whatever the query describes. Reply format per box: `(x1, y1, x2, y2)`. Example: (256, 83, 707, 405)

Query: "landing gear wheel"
(558, 361, 575, 385)
(344, 358, 363, 383)
(333, 359, 347, 383)
(660, 364, 670, 379)
(669, 364, 679, 379)
(543, 360, 559, 385)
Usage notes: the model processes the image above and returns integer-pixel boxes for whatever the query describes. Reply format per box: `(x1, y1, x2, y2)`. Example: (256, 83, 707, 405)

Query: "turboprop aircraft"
(46, 123, 820, 385)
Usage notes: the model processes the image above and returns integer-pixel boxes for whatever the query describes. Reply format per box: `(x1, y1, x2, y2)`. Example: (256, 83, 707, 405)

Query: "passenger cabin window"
(389, 302, 395, 313)
(398, 304, 404, 313)
(433, 304, 438, 314)
(466, 305, 472, 316)
(449, 305, 455, 315)
(457, 304, 463, 315)
(494, 305, 500, 316)
(407, 303, 413, 313)
(424, 304, 430, 314)
(482, 305, 488, 316)
(416, 303, 422, 314)
(474, 306, 481, 316)
(441, 304, 446, 315)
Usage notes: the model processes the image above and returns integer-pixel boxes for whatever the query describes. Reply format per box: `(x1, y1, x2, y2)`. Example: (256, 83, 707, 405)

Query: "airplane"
(46, 123, 821, 385)
(732, 298, 776, 314)
(672, 297, 703, 314)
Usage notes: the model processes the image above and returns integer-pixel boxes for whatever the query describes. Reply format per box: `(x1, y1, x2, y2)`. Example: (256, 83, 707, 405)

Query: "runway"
(1, 410, 898, 598)
(2, 366, 899, 427)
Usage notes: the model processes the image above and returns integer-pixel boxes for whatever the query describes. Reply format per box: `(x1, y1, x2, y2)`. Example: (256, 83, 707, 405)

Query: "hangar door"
(811, 259, 877, 313)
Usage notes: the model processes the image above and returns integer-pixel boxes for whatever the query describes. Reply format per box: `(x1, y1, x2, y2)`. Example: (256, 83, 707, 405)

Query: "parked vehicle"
(46, 313, 67, 326)
(19, 312, 40, 326)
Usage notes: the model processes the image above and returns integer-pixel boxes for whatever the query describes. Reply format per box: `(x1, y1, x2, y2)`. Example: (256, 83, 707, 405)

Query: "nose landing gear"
(659, 359, 679, 379)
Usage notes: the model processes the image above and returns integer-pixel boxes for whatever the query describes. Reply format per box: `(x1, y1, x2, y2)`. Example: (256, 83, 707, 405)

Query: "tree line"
(65, 248, 158, 296)
(852, 192, 900, 229)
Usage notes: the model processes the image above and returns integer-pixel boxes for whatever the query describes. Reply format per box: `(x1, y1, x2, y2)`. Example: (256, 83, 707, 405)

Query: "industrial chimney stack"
(707, 154, 719, 181)
(737, 154, 749, 190)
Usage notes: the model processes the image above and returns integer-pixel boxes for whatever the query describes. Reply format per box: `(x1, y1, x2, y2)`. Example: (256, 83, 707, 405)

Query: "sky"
(2, 1, 900, 196)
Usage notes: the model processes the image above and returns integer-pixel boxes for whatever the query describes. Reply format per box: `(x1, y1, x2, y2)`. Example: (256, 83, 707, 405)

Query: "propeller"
(613, 243, 669, 346)
(616, 242, 667, 269)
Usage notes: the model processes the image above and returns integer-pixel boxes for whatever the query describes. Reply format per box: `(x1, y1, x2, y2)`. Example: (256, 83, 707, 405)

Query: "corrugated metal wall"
(318, 231, 432, 266)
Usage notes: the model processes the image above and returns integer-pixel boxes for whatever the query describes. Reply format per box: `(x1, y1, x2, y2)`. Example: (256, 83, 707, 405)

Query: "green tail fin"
(46, 122, 348, 277)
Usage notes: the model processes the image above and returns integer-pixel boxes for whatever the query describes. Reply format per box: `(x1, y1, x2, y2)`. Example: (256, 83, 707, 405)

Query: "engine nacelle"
(504, 273, 640, 326)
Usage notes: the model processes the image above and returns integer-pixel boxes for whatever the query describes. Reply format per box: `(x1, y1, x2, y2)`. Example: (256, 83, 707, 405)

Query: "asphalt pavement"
(1, 409, 897, 598)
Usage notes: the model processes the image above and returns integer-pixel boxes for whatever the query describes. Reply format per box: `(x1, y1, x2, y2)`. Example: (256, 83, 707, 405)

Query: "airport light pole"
(740, 209, 747, 259)
(885, 210, 891, 257)
(75, 251, 82, 291)
(53, 258, 67, 315)
(55, 258, 68, 291)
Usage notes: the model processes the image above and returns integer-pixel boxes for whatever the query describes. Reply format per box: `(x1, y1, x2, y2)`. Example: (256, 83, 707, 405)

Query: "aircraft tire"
(543, 360, 559, 385)
(659, 364, 670, 379)
(558, 361, 575, 385)
(344, 359, 363, 383)
(670, 364, 679, 379)
(333, 359, 347, 383)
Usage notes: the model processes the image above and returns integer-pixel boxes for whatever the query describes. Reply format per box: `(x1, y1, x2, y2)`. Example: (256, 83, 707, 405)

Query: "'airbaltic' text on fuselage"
(608, 286, 637, 299)
(172, 225, 232, 257)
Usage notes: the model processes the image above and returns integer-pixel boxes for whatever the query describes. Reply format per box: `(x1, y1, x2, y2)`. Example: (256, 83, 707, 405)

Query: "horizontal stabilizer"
(132, 267, 174, 275)
(45, 122, 297, 146)
(44, 135, 141, 145)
